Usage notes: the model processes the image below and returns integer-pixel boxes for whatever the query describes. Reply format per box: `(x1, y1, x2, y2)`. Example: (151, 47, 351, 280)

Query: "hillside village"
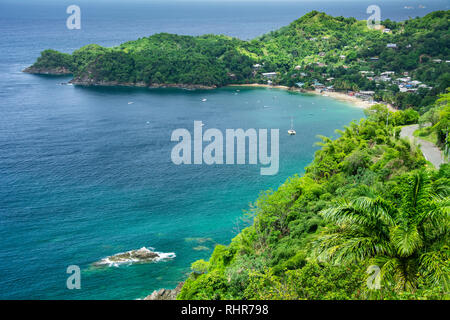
(254, 37, 448, 108)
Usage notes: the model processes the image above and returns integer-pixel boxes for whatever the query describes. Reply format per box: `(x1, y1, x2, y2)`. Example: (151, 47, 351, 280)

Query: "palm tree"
(316, 170, 449, 292)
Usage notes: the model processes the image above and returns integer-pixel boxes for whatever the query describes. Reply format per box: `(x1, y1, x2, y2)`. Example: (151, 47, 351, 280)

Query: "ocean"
(0, 0, 447, 299)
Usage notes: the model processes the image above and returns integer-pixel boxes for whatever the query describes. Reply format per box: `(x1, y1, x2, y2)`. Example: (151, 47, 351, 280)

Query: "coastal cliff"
(144, 282, 184, 300)
(23, 65, 72, 75)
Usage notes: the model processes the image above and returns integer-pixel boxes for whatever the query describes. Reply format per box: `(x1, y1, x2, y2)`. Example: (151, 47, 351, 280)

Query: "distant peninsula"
(25, 10, 449, 111)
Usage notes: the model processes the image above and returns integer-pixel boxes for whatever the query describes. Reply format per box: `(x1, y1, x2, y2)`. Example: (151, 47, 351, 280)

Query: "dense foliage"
(31, 49, 73, 70)
(178, 105, 449, 300)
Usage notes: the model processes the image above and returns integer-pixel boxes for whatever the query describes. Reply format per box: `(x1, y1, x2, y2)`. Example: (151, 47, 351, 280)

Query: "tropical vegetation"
(178, 103, 449, 300)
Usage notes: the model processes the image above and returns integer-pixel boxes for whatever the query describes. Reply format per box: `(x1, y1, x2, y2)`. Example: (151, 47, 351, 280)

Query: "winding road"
(400, 124, 446, 169)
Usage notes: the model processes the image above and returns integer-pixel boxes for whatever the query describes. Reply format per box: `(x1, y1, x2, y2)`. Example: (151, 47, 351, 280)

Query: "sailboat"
(288, 117, 296, 135)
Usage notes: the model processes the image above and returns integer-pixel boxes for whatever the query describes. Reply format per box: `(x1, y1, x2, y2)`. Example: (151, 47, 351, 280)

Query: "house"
(326, 77, 335, 82)
(381, 71, 395, 76)
(370, 57, 379, 61)
(376, 76, 392, 82)
(317, 62, 327, 67)
(432, 59, 442, 63)
(360, 71, 374, 76)
(340, 55, 346, 59)
(294, 65, 301, 70)
(383, 28, 391, 33)
(396, 77, 411, 83)
(300, 72, 308, 77)
(313, 80, 325, 90)
(387, 43, 397, 49)
(356, 91, 375, 101)
(262, 72, 277, 79)
(319, 52, 326, 57)
(253, 64, 262, 69)
(295, 82, 305, 88)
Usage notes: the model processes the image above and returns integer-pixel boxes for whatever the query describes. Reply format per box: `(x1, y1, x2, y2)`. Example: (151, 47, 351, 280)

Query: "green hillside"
(179, 101, 449, 300)
(27, 11, 449, 111)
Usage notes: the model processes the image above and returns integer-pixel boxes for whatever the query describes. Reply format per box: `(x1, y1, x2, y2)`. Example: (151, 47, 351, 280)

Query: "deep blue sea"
(0, 0, 448, 299)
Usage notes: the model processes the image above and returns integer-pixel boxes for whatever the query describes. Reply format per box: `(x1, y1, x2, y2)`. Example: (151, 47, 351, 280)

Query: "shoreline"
(22, 68, 393, 111)
(227, 84, 395, 110)
(227, 83, 291, 90)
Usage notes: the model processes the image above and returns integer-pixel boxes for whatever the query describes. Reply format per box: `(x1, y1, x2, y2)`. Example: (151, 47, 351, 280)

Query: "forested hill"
(26, 10, 449, 111)
(177, 100, 450, 300)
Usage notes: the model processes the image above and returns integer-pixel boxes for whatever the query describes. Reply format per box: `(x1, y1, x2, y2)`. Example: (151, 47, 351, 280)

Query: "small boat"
(288, 118, 296, 135)
(128, 102, 134, 105)
(202, 98, 207, 102)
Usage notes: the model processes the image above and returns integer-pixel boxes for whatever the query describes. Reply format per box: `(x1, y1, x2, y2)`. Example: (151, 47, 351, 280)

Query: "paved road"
(400, 124, 446, 169)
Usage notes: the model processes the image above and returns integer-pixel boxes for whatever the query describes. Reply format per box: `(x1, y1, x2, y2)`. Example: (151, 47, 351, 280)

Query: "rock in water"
(93, 247, 175, 267)
(144, 282, 184, 300)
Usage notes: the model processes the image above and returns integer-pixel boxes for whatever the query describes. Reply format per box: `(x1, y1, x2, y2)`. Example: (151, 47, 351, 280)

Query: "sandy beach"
(227, 84, 397, 111)
(304, 90, 374, 109)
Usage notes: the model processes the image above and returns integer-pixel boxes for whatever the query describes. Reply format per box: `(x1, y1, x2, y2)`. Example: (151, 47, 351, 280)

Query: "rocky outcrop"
(22, 66, 72, 75)
(23, 65, 216, 89)
(93, 247, 175, 267)
(144, 282, 184, 300)
(70, 76, 216, 90)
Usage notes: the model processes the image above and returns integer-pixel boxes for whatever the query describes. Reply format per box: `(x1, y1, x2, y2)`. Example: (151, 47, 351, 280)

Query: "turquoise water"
(0, 0, 445, 300)
(0, 74, 364, 299)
